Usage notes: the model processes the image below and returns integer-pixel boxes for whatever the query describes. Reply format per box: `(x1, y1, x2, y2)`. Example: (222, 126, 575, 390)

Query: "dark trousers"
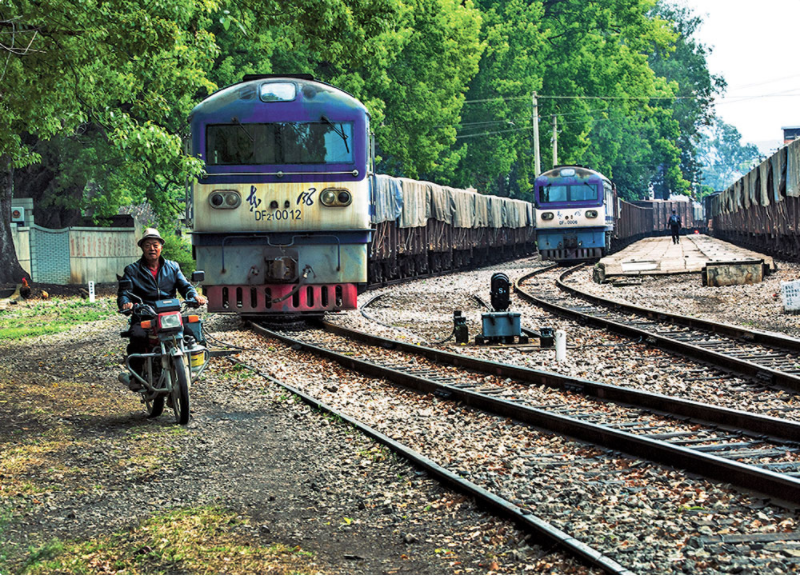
(126, 322, 150, 373)
(671, 227, 680, 244)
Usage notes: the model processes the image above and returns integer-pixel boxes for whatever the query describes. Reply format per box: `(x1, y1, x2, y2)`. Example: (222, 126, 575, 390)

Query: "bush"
(161, 233, 195, 275)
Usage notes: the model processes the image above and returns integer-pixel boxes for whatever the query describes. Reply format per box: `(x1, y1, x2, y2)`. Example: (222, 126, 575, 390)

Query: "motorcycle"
(118, 273, 209, 425)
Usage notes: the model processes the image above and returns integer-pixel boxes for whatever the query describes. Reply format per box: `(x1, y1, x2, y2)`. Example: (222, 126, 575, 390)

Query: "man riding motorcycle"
(117, 228, 207, 390)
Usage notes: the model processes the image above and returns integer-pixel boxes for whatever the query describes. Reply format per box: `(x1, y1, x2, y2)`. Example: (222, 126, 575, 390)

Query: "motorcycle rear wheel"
(170, 358, 190, 425)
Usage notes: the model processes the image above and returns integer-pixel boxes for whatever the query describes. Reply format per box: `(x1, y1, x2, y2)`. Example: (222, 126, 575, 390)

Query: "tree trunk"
(0, 155, 31, 284)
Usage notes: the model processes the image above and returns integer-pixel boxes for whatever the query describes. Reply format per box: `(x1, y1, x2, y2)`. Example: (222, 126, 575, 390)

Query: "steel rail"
(516, 266, 800, 393)
(228, 352, 629, 575)
(321, 321, 800, 442)
(250, 322, 800, 507)
(557, 265, 800, 351)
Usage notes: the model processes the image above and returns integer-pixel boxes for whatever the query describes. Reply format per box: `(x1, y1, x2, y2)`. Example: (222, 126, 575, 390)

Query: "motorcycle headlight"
(159, 312, 183, 332)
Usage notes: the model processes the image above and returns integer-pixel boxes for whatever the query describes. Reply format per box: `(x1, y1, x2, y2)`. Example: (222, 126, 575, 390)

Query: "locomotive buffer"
(475, 273, 528, 345)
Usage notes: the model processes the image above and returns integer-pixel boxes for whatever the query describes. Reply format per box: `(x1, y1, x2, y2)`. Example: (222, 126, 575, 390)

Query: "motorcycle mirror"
(191, 270, 205, 283)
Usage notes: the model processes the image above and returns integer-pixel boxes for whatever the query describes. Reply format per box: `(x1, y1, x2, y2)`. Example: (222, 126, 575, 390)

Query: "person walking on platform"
(667, 209, 682, 244)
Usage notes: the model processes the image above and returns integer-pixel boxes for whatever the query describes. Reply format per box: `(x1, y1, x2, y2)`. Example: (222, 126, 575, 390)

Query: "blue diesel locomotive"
(534, 166, 616, 262)
(189, 75, 372, 315)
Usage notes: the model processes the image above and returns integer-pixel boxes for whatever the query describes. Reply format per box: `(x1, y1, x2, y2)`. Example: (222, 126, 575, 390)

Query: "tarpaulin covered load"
(759, 160, 770, 206)
(473, 193, 490, 228)
(429, 182, 454, 225)
(398, 178, 432, 228)
(370, 174, 403, 224)
(788, 139, 800, 197)
(772, 149, 784, 202)
(487, 196, 504, 228)
(451, 187, 476, 228)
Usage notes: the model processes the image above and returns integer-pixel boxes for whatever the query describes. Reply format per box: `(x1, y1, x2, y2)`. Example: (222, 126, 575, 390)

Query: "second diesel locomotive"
(533, 166, 616, 262)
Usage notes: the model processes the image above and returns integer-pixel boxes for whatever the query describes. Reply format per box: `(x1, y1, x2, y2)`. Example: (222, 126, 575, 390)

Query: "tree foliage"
(0, 0, 727, 282)
(697, 118, 761, 193)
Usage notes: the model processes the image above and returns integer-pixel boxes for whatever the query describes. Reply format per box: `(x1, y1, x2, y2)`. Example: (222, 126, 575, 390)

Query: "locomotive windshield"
(206, 121, 354, 165)
(539, 182, 599, 204)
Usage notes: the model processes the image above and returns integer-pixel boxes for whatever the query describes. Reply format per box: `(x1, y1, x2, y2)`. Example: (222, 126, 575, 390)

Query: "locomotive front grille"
(206, 283, 357, 314)
(540, 247, 603, 262)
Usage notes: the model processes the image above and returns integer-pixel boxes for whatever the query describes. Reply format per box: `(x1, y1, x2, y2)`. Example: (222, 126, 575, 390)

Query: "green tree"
(697, 118, 761, 192)
(0, 0, 219, 282)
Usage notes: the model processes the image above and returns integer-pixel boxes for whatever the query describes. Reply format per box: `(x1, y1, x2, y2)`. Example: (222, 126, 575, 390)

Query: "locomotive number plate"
(254, 209, 303, 222)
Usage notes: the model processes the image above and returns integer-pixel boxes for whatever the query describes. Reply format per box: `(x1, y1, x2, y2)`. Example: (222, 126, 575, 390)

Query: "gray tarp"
(788, 139, 800, 197)
(474, 193, 490, 228)
(372, 173, 533, 229)
(759, 160, 770, 206)
(743, 173, 752, 209)
(488, 197, 504, 228)
(451, 188, 475, 228)
(771, 151, 784, 203)
(398, 178, 432, 228)
(429, 183, 454, 225)
(370, 174, 403, 224)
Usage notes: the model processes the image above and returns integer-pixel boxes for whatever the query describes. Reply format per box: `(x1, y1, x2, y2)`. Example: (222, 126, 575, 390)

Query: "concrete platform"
(594, 234, 775, 283)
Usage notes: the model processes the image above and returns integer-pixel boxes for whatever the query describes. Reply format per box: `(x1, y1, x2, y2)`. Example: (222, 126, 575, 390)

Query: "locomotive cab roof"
(189, 76, 369, 123)
(535, 165, 610, 184)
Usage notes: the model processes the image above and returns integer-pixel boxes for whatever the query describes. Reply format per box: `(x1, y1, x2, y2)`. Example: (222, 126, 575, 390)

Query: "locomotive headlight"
(321, 188, 351, 207)
(337, 191, 352, 206)
(225, 192, 241, 208)
(586, 210, 598, 218)
(209, 190, 241, 209)
(541, 212, 554, 221)
(321, 190, 337, 206)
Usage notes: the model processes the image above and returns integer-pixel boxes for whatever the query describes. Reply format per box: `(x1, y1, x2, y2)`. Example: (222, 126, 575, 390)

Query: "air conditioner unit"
(11, 207, 24, 223)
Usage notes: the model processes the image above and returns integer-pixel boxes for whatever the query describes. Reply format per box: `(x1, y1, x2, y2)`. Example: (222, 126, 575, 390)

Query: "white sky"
(680, 0, 800, 154)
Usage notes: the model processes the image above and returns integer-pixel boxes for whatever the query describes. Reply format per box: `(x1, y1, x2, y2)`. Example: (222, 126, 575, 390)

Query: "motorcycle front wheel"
(146, 395, 165, 418)
(170, 357, 190, 425)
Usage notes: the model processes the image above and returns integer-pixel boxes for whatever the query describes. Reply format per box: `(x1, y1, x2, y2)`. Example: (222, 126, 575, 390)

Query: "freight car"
(369, 176, 534, 284)
(612, 199, 653, 250)
(533, 166, 616, 262)
(631, 198, 705, 234)
(188, 75, 536, 316)
(709, 139, 800, 261)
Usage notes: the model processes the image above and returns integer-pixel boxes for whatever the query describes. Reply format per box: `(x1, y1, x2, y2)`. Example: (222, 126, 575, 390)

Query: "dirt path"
(0, 310, 582, 574)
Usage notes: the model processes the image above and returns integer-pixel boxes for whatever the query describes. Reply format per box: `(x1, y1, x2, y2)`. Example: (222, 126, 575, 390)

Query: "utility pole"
(552, 114, 558, 167)
(532, 92, 540, 176)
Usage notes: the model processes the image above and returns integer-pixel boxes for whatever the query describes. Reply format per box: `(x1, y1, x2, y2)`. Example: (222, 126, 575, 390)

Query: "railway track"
(516, 265, 800, 393)
(255, 320, 800, 498)
(239, 320, 800, 573)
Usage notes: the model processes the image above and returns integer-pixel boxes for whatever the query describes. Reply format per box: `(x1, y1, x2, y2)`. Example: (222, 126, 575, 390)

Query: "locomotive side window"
(206, 122, 354, 165)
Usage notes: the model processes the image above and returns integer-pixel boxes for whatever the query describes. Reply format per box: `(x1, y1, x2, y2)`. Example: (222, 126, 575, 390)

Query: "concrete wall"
(69, 227, 139, 283)
(11, 224, 138, 284)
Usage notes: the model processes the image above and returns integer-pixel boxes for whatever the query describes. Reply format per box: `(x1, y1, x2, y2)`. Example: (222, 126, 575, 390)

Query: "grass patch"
(0, 298, 116, 341)
(17, 507, 321, 575)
